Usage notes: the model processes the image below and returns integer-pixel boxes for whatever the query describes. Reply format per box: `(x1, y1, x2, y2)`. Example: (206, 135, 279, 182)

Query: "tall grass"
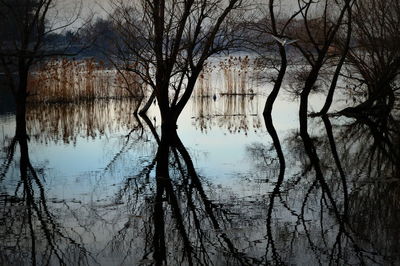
(195, 56, 256, 97)
(193, 56, 263, 133)
(27, 58, 143, 102)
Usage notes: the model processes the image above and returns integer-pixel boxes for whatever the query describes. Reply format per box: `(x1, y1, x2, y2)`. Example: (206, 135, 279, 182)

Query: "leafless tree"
(340, 0, 400, 116)
(109, 0, 247, 123)
(249, 0, 353, 117)
(283, 0, 353, 131)
(0, 0, 84, 141)
(240, 0, 304, 114)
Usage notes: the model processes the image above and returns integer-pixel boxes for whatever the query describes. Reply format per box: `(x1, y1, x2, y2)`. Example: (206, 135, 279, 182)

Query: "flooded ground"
(1, 64, 399, 265)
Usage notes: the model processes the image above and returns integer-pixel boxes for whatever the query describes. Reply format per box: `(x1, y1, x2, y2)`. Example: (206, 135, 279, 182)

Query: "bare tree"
(250, 0, 353, 117)
(285, 0, 353, 131)
(0, 0, 83, 141)
(317, 1, 353, 115)
(340, 0, 400, 116)
(109, 0, 247, 124)
(247, 0, 304, 115)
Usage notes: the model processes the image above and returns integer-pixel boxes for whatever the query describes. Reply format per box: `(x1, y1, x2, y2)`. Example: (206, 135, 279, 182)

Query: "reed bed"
(193, 56, 263, 133)
(219, 56, 250, 95)
(195, 55, 258, 97)
(195, 62, 215, 97)
(27, 58, 143, 102)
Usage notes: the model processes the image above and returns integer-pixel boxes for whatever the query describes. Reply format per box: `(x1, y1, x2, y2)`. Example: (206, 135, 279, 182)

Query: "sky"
(56, 0, 299, 20)
(51, 0, 323, 32)
(51, 0, 110, 31)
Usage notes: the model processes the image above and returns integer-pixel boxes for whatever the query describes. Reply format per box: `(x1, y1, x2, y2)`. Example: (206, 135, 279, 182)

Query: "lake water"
(1, 66, 399, 265)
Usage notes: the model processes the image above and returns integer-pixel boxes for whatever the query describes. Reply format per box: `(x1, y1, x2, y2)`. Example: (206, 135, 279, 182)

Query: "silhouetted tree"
(109, 0, 247, 121)
(340, 0, 400, 116)
(288, 0, 353, 132)
(0, 0, 83, 141)
(259, 0, 305, 115)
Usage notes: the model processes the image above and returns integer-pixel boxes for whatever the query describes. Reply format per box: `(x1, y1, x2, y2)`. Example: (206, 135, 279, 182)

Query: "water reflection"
(192, 56, 262, 134)
(1, 96, 399, 265)
(0, 112, 93, 265)
(26, 99, 142, 144)
(245, 112, 400, 265)
(111, 117, 259, 265)
(192, 95, 262, 134)
(326, 114, 400, 263)
(335, 114, 400, 181)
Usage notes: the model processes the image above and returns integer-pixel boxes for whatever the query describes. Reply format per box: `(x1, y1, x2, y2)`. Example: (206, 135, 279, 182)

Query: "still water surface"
(0, 83, 399, 265)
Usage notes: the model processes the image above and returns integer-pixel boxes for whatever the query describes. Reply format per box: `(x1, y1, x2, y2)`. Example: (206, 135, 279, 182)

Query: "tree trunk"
(339, 84, 394, 117)
(299, 65, 322, 132)
(319, 7, 352, 115)
(133, 95, 144, 115)
(139, 91, 156, 115)
(15, 69, 28, 141)
(263, 46, 287, 115)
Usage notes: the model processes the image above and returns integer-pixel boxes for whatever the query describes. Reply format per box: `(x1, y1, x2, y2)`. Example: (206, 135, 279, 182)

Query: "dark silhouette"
(109, 0, 245, 120)
(340, 0, 400, 116)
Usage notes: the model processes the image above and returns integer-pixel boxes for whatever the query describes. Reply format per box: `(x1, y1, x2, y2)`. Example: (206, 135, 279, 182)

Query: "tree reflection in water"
(1, 97, 399, 265)
(107, 115, 258, 265)
(0, 113, 94, 265)
(245, 111, 400, 265)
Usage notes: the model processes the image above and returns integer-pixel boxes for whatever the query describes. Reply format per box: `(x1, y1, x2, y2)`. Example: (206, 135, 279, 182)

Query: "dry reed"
(27, 58, 143, 102)
(195, 56, 256, 97)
